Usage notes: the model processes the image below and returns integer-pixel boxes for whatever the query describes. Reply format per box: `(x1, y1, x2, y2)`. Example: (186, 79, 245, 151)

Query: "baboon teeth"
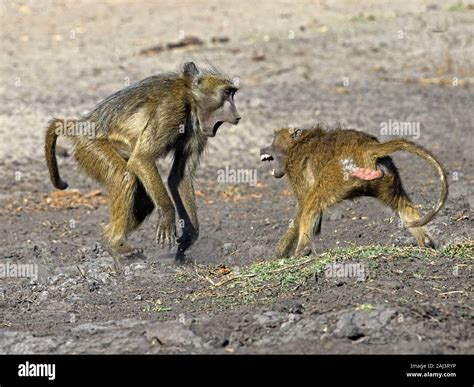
(260, 154, 272, 162)
(270, 169, 275, 176)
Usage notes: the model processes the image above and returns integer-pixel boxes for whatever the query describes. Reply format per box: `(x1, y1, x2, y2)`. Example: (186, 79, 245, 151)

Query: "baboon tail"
(370, 139, 448, 228)
(45, 118, 69, 190)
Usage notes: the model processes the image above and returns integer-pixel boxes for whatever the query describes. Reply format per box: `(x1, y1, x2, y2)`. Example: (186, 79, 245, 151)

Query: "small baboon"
(260, 126, 448, 257)
(45, 62, 241, 263)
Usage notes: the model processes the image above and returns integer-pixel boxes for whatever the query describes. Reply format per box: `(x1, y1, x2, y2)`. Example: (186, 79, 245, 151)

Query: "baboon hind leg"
(376, 176, 435, 248)
(104, 180, 137, 253)
(73, 138, 139, 254)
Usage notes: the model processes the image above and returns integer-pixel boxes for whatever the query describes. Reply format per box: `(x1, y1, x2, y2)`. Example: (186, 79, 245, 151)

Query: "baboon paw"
(176, 234, 191, 245)
(423, 237, 437, 249)
(275, 250, 289, 259)
(174, 250, 192, 265)
(56, 179, 69, 190)
(295, 245, 312, 257)
(122, 248, 145, 260)
(176, 235, 197, 252)
(110, 249, 146, 272)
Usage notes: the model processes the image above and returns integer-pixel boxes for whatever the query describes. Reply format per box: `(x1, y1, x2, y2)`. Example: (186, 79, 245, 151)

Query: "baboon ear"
(183, 62, 199, 76)
(192, 76, 203, 87)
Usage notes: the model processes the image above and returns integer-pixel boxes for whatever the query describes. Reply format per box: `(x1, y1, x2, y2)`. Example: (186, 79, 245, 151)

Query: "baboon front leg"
(128, 151, 176, 249)
(168, 157, 199, 262)
(294, 211, 323, 257)
(275, 211, 322, 258)
(276, 219, 299, 258)
(294, 182, 341, 257)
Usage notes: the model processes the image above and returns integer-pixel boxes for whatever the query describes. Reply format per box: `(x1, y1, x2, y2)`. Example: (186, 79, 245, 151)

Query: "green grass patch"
(189, 241, 473, 307)
(142, 299, 172, 313)
(442, 240, 474, 261)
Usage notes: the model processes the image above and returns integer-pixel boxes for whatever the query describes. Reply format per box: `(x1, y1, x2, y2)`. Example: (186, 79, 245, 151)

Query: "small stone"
(278, 300, 305, 314)
(39, 291, 49, 300)
(130, 262, 147, 271)
(251, 50, 266, 61)
(222, 242, 237, 255)
(145, 321, 204, 348)
(329, 211, 343, 221)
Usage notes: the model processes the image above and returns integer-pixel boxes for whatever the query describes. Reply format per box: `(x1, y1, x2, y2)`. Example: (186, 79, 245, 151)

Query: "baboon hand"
(155, 208, 177, 249)
(174, 225, 198, 262)
(176, 224, 198, 245)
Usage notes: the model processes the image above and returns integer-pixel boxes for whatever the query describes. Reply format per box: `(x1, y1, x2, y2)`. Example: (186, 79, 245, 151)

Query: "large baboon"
(46, 62, 240, 263)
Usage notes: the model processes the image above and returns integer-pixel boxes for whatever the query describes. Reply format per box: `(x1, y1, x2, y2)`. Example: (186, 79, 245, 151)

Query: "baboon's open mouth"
(212, 121, 224, 136)
(260, 153, 274, 162)
(260, 152, 281, 177)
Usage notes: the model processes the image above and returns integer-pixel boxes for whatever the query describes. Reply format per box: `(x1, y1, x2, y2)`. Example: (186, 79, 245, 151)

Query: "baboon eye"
(223, 87, 237, 98)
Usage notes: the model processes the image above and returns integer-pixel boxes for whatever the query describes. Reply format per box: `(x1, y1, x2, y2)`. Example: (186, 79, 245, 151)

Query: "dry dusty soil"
(0, 0, 473, 354)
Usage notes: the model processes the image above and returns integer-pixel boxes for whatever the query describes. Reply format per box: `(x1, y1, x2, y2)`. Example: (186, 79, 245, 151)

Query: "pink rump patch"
(351, 168, 384, 181)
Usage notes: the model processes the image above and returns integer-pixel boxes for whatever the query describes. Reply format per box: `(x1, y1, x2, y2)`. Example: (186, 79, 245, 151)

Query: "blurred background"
(1, 0, 472, 174)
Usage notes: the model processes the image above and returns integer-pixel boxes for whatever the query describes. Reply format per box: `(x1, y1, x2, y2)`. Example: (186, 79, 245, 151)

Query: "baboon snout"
(229, 107, 241, 125)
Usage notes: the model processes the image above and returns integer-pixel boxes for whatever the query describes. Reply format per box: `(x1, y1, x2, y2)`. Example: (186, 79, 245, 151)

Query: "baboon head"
(184, 62, 241, 137)
(260, 127, 302, 178)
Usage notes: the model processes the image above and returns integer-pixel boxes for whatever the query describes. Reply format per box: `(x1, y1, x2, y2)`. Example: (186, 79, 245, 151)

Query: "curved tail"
(45, 119, 69, 190)
(370, 139, 448, 227)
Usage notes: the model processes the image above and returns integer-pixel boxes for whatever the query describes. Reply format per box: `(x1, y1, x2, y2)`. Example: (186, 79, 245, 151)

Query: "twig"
(268, 257, 317, 274)
(365, 285, 391, 294)
(212, 272, 257, 287)
(76, 265, 87, 279)
(438, 290, 465, 296)
(194, 266, 216, 286)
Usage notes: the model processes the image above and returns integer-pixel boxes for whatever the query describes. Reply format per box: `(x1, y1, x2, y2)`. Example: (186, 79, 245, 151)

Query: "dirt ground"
(0, 0, 472, 354)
